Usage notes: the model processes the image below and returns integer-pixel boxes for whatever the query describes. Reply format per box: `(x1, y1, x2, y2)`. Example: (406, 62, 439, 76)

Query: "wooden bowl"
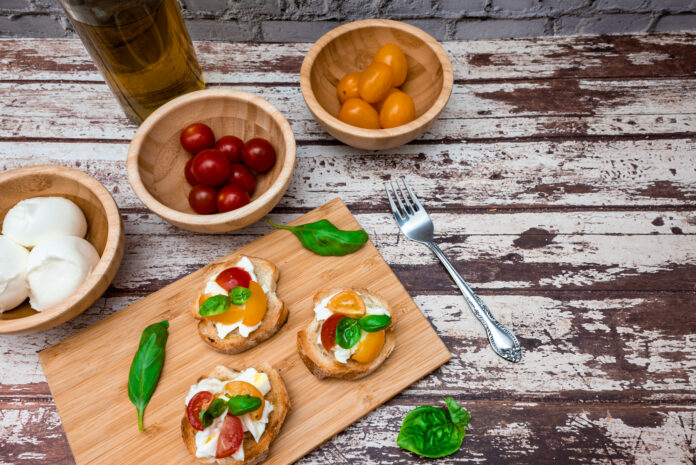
(300, 19, 454, 150)
(0, 165, 124, 334)
(127, 89, 296, 233)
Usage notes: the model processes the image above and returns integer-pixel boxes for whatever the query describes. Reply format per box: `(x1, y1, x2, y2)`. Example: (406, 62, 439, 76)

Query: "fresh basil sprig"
(228, 394, 262, 415)
(269, 219, 368, 256)
(199, 286, 252, 316)
(397, 397, 471, 458)
(358, 314, 391, 332)
(128, 320, 169, 431)
(199, 398, 228, 428)
(335, 315, 392, 349)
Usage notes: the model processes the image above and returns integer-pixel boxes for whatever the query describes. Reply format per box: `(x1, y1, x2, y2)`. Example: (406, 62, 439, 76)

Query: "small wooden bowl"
(300, 19, 454, 150)
(127, 89, 296, 233)
(0, 165, 124, 334)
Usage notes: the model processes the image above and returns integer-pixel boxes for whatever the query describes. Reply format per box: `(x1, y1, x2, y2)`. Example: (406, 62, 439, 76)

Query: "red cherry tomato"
(215, 136, 244, 163)
(188, 185, 218, 214)
(215, 414, 243, 459)
(184, 158, 198, 186)
(229, 163, 256, 194)
(187, 391, 214, 431)
(242, 138, 276, 173)
(320, 314, 344, 351)
(216, 183, 250, 213)
(180, 123, 215, 155)
(215, 267, 251, 292)
(192, 149, 231, 187)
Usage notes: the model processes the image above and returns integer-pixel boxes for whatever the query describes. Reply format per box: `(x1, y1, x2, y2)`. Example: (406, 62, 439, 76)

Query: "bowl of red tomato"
(127, 89, 296, 233)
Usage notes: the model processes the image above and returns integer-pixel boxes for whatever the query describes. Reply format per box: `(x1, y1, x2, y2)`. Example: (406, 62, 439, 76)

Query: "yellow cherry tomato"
(373, 43, 408, 87)
(358, 62, 394, 103)
(336, 71, 362, 104)
(351, 330, 385, 364)
(327, 290, 366, 318)
(223, 381, 265, 421)
(201, 281, 266, 326)
(379, 91, 416, 129)
(372, 88, 401, 113)
(338, 98, 381, 129)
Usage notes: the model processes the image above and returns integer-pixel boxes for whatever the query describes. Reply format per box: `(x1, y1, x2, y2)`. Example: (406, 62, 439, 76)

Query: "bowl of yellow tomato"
(300, 19, 454, 151)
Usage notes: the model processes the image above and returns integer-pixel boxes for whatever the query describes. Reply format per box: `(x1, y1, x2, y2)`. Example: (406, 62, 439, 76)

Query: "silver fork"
(385, 177, 522, 363)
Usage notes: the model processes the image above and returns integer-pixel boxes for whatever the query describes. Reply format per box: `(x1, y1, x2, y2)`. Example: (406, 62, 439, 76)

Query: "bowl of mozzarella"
(0, 165, 124, 334)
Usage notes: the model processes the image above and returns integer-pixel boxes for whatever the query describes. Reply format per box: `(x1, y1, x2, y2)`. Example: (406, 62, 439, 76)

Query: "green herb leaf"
(335, 317, 361, 349)
(199, 398, 228, 428)
(358, 314, 391, 332)
(269, 219, 369, 256)
(396, 398, 470, 458)
(127, 321, 169, 432)
(199, 295, 230, 316)
(227, 394, 262, 416)
(228, 286, 252, 305)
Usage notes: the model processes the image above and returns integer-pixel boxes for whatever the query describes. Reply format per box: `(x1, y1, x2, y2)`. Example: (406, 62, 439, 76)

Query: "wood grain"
(1, 34, 695, 464)
(39, 198, 450, 465)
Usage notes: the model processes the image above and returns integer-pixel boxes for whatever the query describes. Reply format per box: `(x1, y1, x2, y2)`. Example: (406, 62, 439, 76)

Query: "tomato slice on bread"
(187, 391, 214, 431)
(215, 267, 251, 291)
(320, 314, 344, 351)
(216, 414, 244, 459)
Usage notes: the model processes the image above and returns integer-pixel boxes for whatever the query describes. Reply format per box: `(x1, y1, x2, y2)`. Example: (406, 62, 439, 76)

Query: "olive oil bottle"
(59, 0, 205, 123)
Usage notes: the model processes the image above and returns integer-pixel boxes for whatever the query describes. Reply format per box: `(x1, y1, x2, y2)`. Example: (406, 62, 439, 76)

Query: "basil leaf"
(198, 295, 230, 316)
(269, 219, 369, 256)
(227, 394, 262, 416)
(229, 286, 251, 305)
(397, 398, 470, 458)
(335, 317, 361, 349)
(199, 398, 228, 428)
(127, 321, 169, 431)
(358, 314, 391, 332)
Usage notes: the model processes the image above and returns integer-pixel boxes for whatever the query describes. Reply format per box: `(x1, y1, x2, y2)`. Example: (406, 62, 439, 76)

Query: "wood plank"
(39, 199, 450, 465)
(2, 79, 695, 141)
(5, 292, 695, 401)
(2, 138, 694, 210)
(1, 33, 694, 83)
(4, 399, 695, 464)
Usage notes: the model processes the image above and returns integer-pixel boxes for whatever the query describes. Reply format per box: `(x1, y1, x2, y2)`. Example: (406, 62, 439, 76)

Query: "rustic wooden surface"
(0, 32, 695, 464)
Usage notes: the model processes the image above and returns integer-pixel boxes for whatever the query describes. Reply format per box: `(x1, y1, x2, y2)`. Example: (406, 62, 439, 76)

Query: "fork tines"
(385, 176, 422, 220)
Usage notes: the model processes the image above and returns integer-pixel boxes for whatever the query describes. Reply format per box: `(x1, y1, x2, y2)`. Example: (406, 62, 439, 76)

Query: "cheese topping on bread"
(204, 256, 268, 339)
(313, 290, 391, 364)
(185, 368, 275, 460)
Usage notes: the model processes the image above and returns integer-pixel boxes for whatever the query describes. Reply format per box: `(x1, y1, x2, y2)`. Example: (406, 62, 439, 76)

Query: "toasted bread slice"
(193, 256, 287, 354)
(297, 288, 396, 380)
(181, 362, 290, 465)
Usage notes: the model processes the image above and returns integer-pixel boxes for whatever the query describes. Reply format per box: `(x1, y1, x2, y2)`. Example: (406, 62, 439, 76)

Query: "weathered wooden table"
(1, 32, 695, 464)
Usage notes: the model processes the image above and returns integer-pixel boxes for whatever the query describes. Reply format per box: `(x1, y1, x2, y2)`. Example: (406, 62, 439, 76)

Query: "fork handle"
(427, 242, 522, 363)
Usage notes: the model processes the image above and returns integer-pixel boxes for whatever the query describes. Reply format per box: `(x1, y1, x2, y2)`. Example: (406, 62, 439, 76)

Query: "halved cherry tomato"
(240, 281, 266, 326)
(327, 290, 366, 318)
(229, 163, 256, 194)
(320, 313, 344, 351)
(188, 185, 218, 214)
(351, 330, 385, 363)
(217, 183, 250, 213)
(379, 91, 415, 129)
(216, 267, 251, 291)
(215, 135, 244, 163)
(373, 43, 408, 87)
(338, 98, 380, 129)
(223, 381, 265, 421)
(336, 71, 362, 104)
(358, 62, 393, 103)
(187, 391, 214, 431)
(180, 123, 215, 155)
(372, 88, 400, 113)
(192, 149, 231, 187)
(201, 294, 244, 324)
(215, 414, 243, 459)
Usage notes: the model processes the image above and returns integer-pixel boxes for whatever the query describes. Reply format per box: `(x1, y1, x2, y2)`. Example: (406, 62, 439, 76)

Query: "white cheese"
(0, 236, 29, 312)
(2, 196, 87, 248)
(26, 236, 99, 311)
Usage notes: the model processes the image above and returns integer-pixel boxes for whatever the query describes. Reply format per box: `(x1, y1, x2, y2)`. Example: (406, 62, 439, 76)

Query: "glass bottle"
(59, 0, 205, 123)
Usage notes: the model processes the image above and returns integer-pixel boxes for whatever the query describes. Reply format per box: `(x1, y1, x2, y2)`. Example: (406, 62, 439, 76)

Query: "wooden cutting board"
(39, 198, 452, 465)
